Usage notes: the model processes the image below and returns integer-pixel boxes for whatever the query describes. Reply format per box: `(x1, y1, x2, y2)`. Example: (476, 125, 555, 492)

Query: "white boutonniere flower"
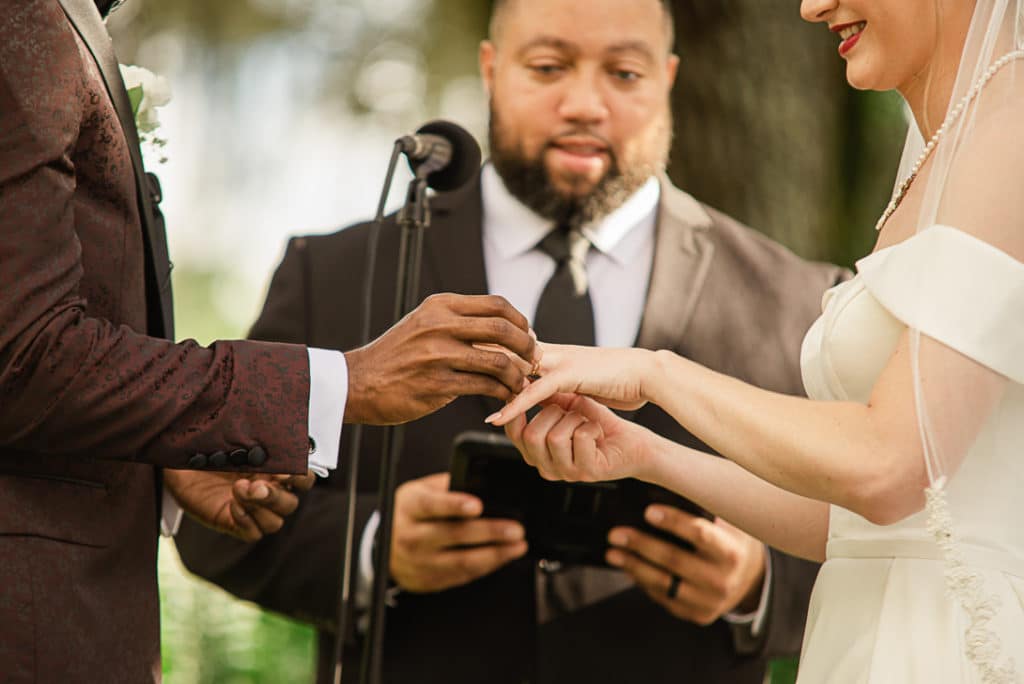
(119, 64, 171, 163)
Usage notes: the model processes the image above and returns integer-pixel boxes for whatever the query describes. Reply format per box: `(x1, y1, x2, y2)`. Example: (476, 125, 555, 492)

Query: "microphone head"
(414, 120, 482, 192)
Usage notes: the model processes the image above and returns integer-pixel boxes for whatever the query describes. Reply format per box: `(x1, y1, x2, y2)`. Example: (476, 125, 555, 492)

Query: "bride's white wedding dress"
(796, 225, 1024, 682)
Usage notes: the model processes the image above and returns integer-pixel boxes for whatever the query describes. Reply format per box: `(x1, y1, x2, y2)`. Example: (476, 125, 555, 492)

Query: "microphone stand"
(359, 171, 432, 684)
(332, 142, 402, 684)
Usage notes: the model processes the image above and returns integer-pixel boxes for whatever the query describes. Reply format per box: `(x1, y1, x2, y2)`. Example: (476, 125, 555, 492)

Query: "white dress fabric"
(796, 225, 1024, 683)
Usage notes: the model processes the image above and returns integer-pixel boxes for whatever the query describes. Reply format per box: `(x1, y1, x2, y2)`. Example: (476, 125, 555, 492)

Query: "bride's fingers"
(485, 373, 564, 426)
(573, 419, 604, 469)
(520, 405, 568, 477)
(546, 411, 589, 481)
(504, 413, 529, 460)
(540, 392, 582, 411)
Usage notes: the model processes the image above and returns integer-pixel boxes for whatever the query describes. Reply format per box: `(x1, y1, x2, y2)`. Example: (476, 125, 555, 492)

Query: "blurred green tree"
(665, 1, 906, 266)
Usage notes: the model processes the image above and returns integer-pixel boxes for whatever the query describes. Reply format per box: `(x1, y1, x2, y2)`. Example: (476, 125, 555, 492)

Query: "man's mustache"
(545, 130, 614, 155)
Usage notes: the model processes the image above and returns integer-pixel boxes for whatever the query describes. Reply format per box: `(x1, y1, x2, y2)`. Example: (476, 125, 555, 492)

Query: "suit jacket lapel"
(58, 0, 174, 340)
(634, 177, 716, 353)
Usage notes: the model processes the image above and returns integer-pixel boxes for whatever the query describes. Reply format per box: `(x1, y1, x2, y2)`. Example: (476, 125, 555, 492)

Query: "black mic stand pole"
(359, 171, 432, 684)
(331, 142, 402, 684)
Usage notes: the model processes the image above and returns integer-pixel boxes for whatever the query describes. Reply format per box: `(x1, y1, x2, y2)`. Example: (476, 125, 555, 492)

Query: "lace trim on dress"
(925, 480, 1018, 683)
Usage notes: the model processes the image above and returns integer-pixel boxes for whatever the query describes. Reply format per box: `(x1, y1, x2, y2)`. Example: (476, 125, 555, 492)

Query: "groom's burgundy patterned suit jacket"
(0, 2, 313, 680)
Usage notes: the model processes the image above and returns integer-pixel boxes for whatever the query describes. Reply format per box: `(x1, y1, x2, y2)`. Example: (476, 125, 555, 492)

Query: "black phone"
(449, 430, 712, 567)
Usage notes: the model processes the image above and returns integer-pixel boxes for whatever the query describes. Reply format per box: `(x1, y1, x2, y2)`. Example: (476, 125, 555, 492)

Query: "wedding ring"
(528, 339, 543, 380)
(666, 574, 681, 599)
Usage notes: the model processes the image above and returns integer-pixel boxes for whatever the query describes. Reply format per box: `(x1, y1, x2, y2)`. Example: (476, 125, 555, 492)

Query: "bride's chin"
(844, 64, 878, 92)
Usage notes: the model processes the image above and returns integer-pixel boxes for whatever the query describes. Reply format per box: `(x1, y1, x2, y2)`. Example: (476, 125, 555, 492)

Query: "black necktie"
(533, 225, 595, 346)
(530, 227, 599, 646)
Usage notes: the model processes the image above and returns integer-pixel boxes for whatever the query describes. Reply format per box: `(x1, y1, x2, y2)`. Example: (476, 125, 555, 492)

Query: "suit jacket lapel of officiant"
(58, 0, 175, 340)
(635, 176, 715, 354)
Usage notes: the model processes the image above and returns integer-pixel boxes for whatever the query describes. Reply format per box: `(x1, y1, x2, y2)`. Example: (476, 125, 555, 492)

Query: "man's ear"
(666, 54, 680, 90)
(480, 40, 497, 97)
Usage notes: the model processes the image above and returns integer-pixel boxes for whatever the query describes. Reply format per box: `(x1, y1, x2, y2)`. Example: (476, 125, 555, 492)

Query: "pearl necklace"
(875, 49, 1024, 232)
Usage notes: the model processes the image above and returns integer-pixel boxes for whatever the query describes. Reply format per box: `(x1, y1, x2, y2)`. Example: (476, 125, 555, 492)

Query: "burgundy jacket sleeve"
(0, 1, 309, 473)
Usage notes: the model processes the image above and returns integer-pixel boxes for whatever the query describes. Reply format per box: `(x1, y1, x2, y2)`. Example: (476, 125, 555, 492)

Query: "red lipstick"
(839, 31, 862, 56)
(830, 21, 866, 58)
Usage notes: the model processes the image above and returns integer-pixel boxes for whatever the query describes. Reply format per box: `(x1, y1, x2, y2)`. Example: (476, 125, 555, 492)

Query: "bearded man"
(176, 0, 846, 681)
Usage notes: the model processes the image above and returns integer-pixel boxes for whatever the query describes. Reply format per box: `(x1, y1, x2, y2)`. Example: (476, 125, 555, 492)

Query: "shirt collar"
(481, 163, 660, 266)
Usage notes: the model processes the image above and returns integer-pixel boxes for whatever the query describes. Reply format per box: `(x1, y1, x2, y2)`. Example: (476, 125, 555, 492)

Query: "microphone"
(396, 120, 482, 192)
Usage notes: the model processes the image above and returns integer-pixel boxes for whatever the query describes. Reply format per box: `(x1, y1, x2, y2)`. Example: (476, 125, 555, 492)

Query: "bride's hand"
(485, 343, 655, 427)
(503, 393, 655, 483)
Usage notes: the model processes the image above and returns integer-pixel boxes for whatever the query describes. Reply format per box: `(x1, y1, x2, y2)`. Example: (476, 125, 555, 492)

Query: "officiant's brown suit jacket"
(0, 3, 312, 681)
(177, 172, 849, 683)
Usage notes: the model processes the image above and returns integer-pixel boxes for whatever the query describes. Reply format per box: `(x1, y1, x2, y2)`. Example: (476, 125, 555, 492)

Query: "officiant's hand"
(344, 294, 538, 426)
(165, 470, 314, 542)
(389, 473, 528, 593)
(606, 508, 765, 625)
(485, 344, 655, 427)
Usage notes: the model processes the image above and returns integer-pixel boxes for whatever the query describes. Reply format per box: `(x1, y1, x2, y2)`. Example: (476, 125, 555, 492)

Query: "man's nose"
(557, 71, 610, 125)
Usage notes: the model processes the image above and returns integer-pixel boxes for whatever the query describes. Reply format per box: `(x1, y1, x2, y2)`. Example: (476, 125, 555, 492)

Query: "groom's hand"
(165, 470, 314, 542)
(344, 294, 537, 425)
(606, 506, 765, 625)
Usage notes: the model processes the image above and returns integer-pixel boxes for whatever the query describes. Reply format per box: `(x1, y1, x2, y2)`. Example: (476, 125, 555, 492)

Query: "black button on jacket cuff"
(247, 446, 267, 466)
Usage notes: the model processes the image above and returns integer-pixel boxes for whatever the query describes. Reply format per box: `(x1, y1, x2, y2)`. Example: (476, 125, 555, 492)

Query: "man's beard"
(489, 108, 664, 228)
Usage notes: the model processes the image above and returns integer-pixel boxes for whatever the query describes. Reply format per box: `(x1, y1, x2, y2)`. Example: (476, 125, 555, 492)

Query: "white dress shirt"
(481, 164, 658, 348)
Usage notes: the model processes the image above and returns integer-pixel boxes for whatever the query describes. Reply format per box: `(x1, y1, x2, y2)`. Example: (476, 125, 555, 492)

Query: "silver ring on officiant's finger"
(666, 574, 681, 599)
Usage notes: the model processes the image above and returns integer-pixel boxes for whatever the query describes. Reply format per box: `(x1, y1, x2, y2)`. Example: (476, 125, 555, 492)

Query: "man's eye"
(530, 64, 565, 76)
(613, 69, 641, 82)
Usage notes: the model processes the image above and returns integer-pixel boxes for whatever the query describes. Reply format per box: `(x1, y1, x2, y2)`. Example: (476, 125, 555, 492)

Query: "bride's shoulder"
(941, 91, 1024, 262)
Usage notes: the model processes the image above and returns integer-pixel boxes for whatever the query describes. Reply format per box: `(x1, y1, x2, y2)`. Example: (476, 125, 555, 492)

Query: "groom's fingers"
(450, 370, 519, 403)
(455, 317, 535, 364)
(228, 501, 265, 543)
(453, 346, 529, 395)
(243, 505, 285, 535)
(273, 471, 315, 494)
(450, 294, 531, 333)
(472, 343, 534, 377)
(234, 479, 301, 517)
(447, 295, 536, 361)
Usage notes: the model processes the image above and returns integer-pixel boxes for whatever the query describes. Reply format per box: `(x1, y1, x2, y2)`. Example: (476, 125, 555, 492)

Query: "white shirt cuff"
(722, 546, 772, 637)
(307, 347, 347, 477)
(356, 511, 380, 612)
(352, 511, 385, 634)
(160, 484, 184, 537)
